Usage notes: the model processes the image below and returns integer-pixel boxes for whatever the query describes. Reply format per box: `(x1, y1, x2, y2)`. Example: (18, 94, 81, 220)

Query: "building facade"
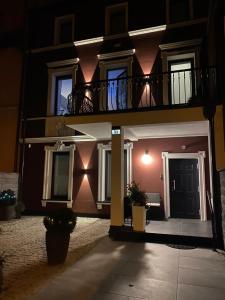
(21, 0, 225, 248)
(0, 1, 25, 204)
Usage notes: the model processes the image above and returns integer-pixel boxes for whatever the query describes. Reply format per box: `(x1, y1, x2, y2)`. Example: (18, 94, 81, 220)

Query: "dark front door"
(169, 159, 200, 219)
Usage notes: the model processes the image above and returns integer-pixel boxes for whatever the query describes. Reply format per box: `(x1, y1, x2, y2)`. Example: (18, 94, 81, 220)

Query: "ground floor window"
(51, 152, 70, 198)
(98, 142, 133, 204)
(42, 142, 75, 207)
(104, 149, 128, 201)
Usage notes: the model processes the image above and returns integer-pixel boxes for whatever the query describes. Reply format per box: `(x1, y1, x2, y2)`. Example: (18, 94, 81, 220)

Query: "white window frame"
(97, 142, 133, 209)
(167, 53, 195, 105)
(105, 2, 128, 36)
(54, 14, 75, 45)
(42, 142, 75, 207)
(162, 151, 207, 221)
(47, 59, 78, 116)
(160, 40, 201, 105)
(99, 56, 133, 111)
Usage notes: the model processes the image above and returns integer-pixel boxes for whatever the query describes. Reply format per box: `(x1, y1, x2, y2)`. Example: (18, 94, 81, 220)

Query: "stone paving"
(0, 216, 110, 300)
(30, 238, 225, 300)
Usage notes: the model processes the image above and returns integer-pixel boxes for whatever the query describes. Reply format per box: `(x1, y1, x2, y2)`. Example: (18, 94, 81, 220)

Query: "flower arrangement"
(127, 181, 147, 206)
(43, 208, 77, 233)
(0, 190, 16, 206)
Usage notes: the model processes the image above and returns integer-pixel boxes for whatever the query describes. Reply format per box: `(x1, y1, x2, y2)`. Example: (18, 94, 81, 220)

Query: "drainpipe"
(208, 114, 224, 249)
(205, 0, 225, 250)
(16, 0, 29, 217)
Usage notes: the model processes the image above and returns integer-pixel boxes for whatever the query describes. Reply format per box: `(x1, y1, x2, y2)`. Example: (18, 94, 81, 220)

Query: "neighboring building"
(0, 2, 24, 198)
(21, 0, 225, 248)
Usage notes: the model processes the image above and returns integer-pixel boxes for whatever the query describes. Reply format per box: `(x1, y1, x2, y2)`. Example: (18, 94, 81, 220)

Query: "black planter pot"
(0, 205, 16, 221)
(0, 265, 3, 293)
(46, 230, 70, 265)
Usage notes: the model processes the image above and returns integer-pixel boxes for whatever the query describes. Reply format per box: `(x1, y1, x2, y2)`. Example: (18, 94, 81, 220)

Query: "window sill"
(41, 200, 72, 208)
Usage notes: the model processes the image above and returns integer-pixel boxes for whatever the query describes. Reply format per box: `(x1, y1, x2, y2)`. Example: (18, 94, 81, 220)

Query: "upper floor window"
(47, 59, 79, 116)
(99, 55, 133, 111)
(55, 75, 72, 115)
(107, 67, 127, 110)
(167, 0, 193, 24)
(160, 39, 201, 106)
(105, 3, 128, 35)
(54, 15, 74, 45)
(168, 58, 194, 104)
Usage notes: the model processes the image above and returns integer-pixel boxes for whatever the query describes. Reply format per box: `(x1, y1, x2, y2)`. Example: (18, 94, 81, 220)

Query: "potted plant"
(127, 181, 148, 232)
(43, 208, 77, 265)
(0, 189, 16, 220)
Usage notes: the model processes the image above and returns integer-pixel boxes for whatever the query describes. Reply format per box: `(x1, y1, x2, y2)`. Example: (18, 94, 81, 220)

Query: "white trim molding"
(30, 25, 167, 51)
(129, 25, 166, 36)
(162, 151, 207, 221)
(20, 135, 96, 144)
(97, 49, 135, 60)
(42, 142, 75, 207)
(97, 142, 133, 209)
(74, 37, 103, 46)
(46, 58, 79, 68)
(159, 39, 202, 51)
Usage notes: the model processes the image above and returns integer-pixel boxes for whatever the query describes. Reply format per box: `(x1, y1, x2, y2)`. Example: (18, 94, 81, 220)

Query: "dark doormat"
(167, 244, 196, 250)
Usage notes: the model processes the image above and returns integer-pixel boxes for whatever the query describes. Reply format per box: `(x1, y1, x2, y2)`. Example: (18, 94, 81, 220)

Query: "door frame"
(162, 151, 207, 221)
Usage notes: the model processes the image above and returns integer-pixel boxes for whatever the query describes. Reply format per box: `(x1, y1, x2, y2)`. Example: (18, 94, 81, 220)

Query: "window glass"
(55, 76, 72, 115)
(51, 152, 70, 199)
(105, 150, 127, 201)
(110, 9, 126, 35)
(107, 68, 127, 110)
(169, 60, 192, 104)
(59, 20, 73, 43)
(170, 0, 190, 23)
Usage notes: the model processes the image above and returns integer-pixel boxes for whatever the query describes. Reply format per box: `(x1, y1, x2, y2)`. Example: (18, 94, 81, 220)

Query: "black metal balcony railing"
(67, 67, 217, 115)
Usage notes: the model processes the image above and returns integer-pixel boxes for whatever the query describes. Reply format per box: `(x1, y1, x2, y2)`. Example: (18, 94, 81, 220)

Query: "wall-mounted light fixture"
(141, 150, 153, 164)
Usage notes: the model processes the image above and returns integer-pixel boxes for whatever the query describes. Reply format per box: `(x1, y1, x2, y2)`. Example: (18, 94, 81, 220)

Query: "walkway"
(29, 237, 225, 300)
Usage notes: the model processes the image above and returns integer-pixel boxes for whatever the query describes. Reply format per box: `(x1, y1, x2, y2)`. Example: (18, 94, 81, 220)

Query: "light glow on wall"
(141, 150, 153, 164)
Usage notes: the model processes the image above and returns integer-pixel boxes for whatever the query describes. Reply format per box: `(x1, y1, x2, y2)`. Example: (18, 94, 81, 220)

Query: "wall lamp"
(141, 150, 153, 165)
(80, 169, 91, 175)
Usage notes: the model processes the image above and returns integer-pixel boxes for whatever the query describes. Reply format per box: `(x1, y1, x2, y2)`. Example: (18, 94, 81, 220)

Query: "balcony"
(67, 67, 217, 116)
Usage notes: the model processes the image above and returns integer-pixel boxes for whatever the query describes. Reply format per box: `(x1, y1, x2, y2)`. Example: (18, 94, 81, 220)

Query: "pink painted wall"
(77, 43, 101, 82)
(132, 136, 210, 213)
(23, 136, 210, 217)
(72, 141, 98, 214)
(131, 31, 164, 74)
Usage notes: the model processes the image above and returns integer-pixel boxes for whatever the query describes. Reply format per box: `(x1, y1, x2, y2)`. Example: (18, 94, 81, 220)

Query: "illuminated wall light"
(141, 150, 153, 164)
(85, 89, 91, 99)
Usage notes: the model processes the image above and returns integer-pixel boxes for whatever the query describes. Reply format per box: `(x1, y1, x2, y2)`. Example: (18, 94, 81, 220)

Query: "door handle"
(172, 179, 176, 191)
